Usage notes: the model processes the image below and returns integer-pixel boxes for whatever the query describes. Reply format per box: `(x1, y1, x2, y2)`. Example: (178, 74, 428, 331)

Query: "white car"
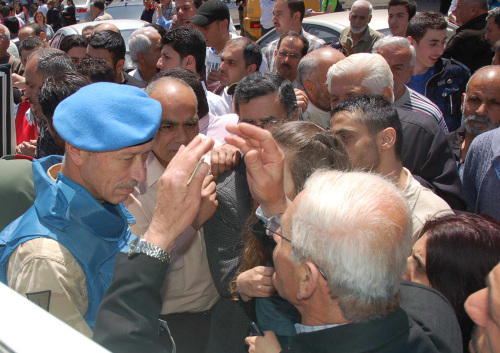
(105, 0, 145, 20)
(49, 19, 149, 70)
(257, 9, 392, 48)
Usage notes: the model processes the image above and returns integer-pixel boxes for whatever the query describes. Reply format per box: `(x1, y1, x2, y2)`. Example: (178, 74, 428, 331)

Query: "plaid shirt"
(262, 28, 325, 72)
(35, 120, 64, 159)
(153, 0, 176, 23)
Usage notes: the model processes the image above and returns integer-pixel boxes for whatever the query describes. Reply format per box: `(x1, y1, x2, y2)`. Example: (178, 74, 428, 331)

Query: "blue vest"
(0, 156, 134, 330)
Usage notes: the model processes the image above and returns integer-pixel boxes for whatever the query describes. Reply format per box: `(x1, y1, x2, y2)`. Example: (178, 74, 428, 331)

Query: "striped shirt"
(262, 28, 325, 73)
(395, 86, 449, 133)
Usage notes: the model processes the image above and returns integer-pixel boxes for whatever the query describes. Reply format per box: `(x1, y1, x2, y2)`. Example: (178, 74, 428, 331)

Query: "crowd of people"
(1, 0, 500, 352)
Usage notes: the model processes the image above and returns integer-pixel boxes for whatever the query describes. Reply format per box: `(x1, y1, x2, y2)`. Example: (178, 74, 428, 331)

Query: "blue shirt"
(408, 66, 435, 95)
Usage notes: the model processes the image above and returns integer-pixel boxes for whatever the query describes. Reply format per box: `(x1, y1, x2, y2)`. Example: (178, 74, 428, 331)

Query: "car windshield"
(106, 4, 143, 20)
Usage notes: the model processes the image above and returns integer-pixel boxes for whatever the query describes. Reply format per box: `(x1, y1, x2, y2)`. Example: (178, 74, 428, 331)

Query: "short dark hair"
(286, 0, 305, 22)
(93, 0, 105, 10)
(60, 34, 88, 53)
(38, 71, 91, 126)
(4, 16, 20, 35)
(75, 58, 115, 83)
(149, 68, 209, 118)
(331, 95, 403, 160)
(388, 0, 417, 20)
(88, 30, 126, 67)
(406, 11, 447, 42)
(0, 6, 10, 17)
(224, 37, 262, 69)
(420, 212, 500, 350)
(233, 72, 297, 119)
(29, 48, 76, 79)
(20, 36, 44, 55)
(277, 30, 309, 57)
(487, 6, 500, 27)
(162, 27, 206, 75)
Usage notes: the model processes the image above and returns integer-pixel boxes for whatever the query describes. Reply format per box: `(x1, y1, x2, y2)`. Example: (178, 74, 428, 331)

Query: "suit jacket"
(398, 108, 466, 210)
(283, 308, 439, 353)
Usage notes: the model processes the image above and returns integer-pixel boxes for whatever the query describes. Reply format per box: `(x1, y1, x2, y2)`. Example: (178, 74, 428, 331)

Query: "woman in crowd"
(403, 212, 500, 352)
(233, 121, 350, 346)
(61, 0, 77, 27)
(14, 1, 28, 24)
(33, 10, 54, 40)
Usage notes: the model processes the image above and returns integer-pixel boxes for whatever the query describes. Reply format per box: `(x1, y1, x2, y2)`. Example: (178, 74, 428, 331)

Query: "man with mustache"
(274, 31, 308, 88)
(128, 26, 163, 84)
(447, 65, 500, 179)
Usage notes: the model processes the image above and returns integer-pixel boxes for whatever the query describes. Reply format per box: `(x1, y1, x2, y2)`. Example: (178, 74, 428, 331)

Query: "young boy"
(407, 11, 470, 132)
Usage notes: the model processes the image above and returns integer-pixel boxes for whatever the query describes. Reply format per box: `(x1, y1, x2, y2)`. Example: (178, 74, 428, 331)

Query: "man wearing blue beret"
(0, 83, 164, 337)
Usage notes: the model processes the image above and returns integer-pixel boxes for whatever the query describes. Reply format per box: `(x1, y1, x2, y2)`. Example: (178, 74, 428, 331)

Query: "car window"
(50, 33, 64, 48)
(73, 0, 88, 6)
(302, 24, 340, 44)
(106, 4, 143, 20)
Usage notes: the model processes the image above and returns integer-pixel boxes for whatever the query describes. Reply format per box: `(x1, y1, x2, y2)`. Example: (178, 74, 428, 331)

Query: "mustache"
(463, 114, 492, 125)
(279, 63, 291, 70)
(117, 180, 139, 189)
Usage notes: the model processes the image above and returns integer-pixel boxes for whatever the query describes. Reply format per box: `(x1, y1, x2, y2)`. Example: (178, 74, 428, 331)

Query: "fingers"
(258, 266, 276, 276)
(202, 174, 214, 189)
(245, 336, 256, 349)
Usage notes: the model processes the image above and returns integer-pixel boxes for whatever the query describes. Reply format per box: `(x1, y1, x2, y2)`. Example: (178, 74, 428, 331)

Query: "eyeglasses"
(243, 118, 285, 129)
(277, 50, 301, 61)
(264, 214, 328, 281)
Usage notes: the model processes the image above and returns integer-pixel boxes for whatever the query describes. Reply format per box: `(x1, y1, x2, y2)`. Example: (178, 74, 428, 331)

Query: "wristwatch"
(128, 237, 171, 263)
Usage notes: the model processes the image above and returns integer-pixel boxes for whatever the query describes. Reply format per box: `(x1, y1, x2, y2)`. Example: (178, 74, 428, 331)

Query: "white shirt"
(202, 81, 231, 116)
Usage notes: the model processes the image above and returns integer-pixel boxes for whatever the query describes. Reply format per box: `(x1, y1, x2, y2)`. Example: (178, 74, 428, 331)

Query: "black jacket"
(398, 108, 466, 210)
(443, 13, 493, 74)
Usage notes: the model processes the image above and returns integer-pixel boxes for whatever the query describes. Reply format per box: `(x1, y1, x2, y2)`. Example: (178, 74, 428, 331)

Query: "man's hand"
(210, 144, 241, 178)
(12, 73, 26, 90)
(144, 136, 215, 252)
(236, 266, 276, 302)
(192, 174, 218, 230)
(207, 69, 221, 85)
(16, 139, 37, 157)
(225, 123, 289, 217)
(245, 331, 282, 353)
(155, 2, 162, 17)
(294, 88, 309, 112)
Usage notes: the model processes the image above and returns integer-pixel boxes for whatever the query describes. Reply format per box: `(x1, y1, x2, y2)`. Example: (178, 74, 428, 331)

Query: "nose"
(476, 101, 488, 117)
(436, 43, 445, 57)
(131, 159, 147, 184)
(157, 57, 163, 69)
(176, 127, 189, 144)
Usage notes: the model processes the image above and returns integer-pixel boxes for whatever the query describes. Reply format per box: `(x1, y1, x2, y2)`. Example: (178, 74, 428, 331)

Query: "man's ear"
(246, 63, 257, 74)
(292, 10, 300, 22)
(303, 79, 317, 100)
(382, 86, 393, 102)
(377, 127, 397, 153)
(116, 58, 125, 76)
(367, 14, 372, 23)
(182, 54, 196, 72)
(65, 143, 85, 166)
(296, 261, 321, 301)
(406, 65, 414, 84)
(137, 51, 146, 65)
(407, 36, 417, 47)
(461, 92, 466, 111)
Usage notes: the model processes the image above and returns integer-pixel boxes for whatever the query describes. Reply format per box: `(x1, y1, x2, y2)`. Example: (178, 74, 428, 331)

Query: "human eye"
(161, 124, 175, 130)
(339, 133, 351, 142)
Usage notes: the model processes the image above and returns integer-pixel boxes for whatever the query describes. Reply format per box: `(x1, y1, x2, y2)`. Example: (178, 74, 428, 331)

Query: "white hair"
(289, 170, 412, 322)
(373, 36, 416, 68)
(129, 27, 157, 63)
(326, 53, 394, 101)
(351, 0, 373, 15)
(0, 24, 10, 40)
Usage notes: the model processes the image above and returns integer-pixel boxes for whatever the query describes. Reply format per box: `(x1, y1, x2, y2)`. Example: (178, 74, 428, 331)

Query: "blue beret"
(53, 83, 162, 152)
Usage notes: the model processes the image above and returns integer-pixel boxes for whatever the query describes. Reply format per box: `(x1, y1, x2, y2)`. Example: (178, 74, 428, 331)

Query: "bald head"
(0, 24, 10, 57)
(146, 77, 199, 167)
(467, 65, 500, 93)
(351, 0, 373, 13)
(92, 23, 121, 35)
(298, 47, 345, 111)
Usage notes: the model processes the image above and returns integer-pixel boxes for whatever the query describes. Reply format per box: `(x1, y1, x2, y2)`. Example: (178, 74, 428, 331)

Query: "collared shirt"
(295, 322, 347, 334)
(339, 26, 384, 55)
(152, 0, 176, 23)
(126, 152, 220, 314)
(128, 68, 145, 84)
(394, 86, 448, 133)
(402, 167, 453, 242)
(202, 81, 231, 116)
(263, 28, 325, 72)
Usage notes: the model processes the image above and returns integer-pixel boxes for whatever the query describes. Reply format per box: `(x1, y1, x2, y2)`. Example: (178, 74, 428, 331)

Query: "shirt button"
(442, 92, 448, 97)
(447, 79, 452, 84)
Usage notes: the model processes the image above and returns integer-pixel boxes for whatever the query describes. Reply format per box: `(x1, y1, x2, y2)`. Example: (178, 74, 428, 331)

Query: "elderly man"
(0, 82, 161, 337)
(273, 31, 308, 88)
(330, 95, 451, 241)
(465, 261, 500, 353)
(218, 37, 262, 110)
(261, 0, 324, 72)
(128, 27, 162, 84)
(443, 0, 492, 73)
(326, 52, 465, 210)
(388, 0, 417, 37)
(298, 46, 345, 128)
(373, 36, 448, 132)
(339, 0, 384, 55)
(126, 76, 219, 353)
(0, 24, 23, 75)
(447, 66, 500, 179)
(87, 30, 145, 87)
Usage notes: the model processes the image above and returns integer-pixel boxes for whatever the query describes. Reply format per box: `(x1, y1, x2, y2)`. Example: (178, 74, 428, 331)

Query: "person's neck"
(213, 32, 231, 54)
(299, 297, 350, 327)
(351, 27, 367, 42)
(413, 61, 432, 76)
(394, 85, 406, 102)
(376, 159, 404, 190)
(461, 131, 476, 164)
(138, 66, 155, 83)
